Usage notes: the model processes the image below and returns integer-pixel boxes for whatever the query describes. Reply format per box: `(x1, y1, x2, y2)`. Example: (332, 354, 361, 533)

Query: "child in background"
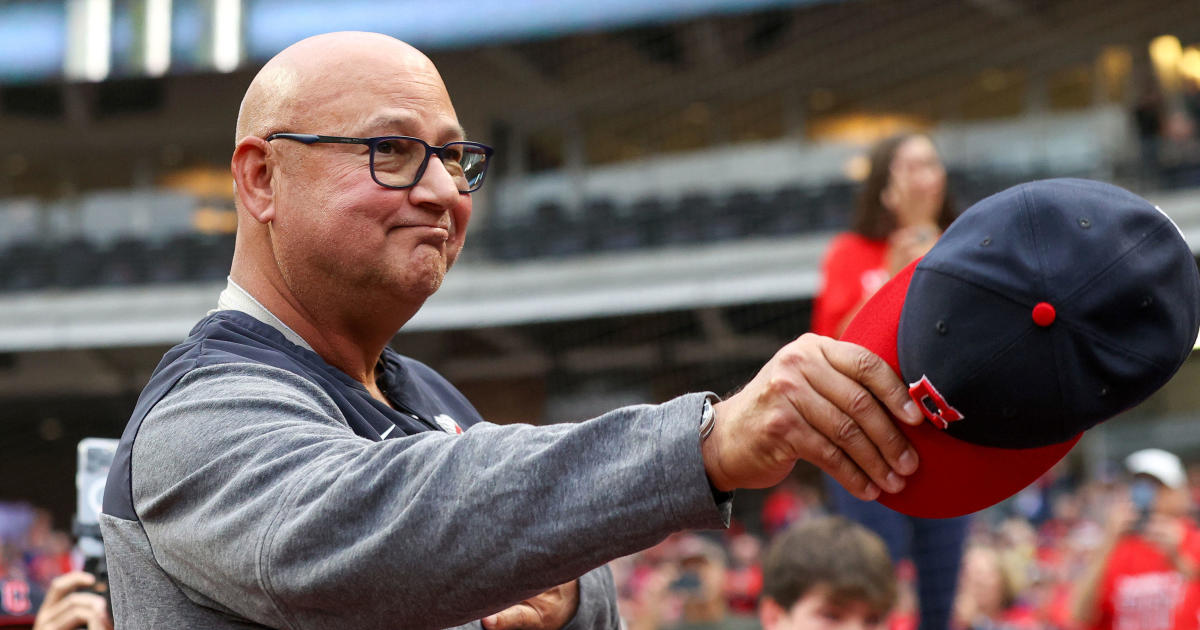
(760, 516, 897, 630)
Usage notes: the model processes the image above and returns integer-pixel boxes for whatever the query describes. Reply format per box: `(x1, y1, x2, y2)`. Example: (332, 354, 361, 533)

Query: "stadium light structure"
(65, 0, 112, 82)
(213, 0, 242, 73)
(1150, 34, 1183, 92)
(145, 0, 172, 77)
(1180, 47, 1200, 84)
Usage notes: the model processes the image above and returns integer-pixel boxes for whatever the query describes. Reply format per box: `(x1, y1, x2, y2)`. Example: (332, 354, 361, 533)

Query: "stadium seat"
(0, 241, 53, 292)
(818, 181, 856, 230)
(479, 210, 539, 261)
(96, 238, 151, 287)
(660, 194, 711, 246)
(627, 198, 665, 248)
(534, 201, 587, 258)
(702, 191, 750, 242)
(52, 238, 102, 288)
(763, 185, 821, 235)
(585, 198, 647, 252)
(715, 189, 764, 239)
(189, 234, 236, 282)
(144, 237, 191, 285)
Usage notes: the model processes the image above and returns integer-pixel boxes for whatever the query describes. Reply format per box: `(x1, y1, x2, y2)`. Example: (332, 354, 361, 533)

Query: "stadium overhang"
(0, 0, 841, 84)
(246, 0, 841, 58)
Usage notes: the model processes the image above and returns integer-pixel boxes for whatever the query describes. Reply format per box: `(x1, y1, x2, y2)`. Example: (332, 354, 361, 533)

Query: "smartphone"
(669, 571, 702, 593)
(75, 438, 118, 600)
(1130, 478, 1158, 532)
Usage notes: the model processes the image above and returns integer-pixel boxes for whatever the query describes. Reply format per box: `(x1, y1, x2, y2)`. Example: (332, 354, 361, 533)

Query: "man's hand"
(703, 334, 923, 499)
(33, 572, 112, 630)
(482, 580, 579, 630)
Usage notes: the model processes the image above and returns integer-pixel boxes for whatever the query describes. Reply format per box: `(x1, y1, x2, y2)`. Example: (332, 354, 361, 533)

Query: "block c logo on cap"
(908, 375, 964, 429)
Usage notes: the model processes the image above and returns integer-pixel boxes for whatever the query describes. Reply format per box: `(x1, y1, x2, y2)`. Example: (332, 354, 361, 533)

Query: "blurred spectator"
(1183, 79, 1200, 150)
(23, 512, 71, 589)
(1134, 82, 1165, 185)
(759, 515, 896, 630)
(1071, 448, 1200, 630)
(611, 453, 1200, 629)
(810, 131, 956, 338)
(812, 131, 967, 630)
(628, 534, 759, 630)
(1159, 109, 1200, 188)
(0, 502, 114, 629)
(31, 571, 111, 630)
(725, 533, 764, 616)
(1131, 74, 1200, 190)
(762, 477, 819, 538)
(953, 544, 1038, 630)
(892, 560, 920, 630)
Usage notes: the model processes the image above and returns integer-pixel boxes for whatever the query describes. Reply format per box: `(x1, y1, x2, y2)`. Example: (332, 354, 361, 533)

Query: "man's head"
(230, 32, 476, 327)
(759, 516, 896, 630)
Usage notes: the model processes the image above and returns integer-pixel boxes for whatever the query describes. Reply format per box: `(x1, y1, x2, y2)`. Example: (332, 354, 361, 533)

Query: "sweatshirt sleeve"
(562, 566, 621, 630)
(131, 362, 727, 630)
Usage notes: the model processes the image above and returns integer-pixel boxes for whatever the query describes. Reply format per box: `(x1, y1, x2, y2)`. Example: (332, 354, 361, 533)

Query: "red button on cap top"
(1032, 302, 1056, 327)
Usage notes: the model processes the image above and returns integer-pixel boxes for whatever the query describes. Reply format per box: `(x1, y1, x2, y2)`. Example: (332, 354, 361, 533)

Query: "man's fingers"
(823, 338, 922, 427)
(482, 603, 540, 630)
(785, 373, 900, 496)
(37, 593, 107, 630)
(811, 340, 919, 479)
(805, 429, 881, 501)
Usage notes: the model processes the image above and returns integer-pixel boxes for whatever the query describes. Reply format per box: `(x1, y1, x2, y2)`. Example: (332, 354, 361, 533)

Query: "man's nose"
(409, 154, 462, 208)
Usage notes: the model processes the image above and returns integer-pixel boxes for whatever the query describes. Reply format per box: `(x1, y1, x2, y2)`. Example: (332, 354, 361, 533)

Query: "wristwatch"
(699, 394, 732, 503)
(700, 396, 716, 440)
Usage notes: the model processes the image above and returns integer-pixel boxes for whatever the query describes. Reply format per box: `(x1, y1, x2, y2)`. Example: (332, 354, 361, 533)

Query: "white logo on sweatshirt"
(434, 414, 463, 435)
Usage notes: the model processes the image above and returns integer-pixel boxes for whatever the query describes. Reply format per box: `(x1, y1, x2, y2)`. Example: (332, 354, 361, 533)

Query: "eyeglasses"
(265, 133, 494, 193)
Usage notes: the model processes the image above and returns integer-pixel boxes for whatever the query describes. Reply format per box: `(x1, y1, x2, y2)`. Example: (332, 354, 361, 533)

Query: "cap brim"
(841, 260, 1080, 518)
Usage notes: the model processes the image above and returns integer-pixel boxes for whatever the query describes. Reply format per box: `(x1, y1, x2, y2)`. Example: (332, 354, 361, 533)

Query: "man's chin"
(398, 261, 447, 298)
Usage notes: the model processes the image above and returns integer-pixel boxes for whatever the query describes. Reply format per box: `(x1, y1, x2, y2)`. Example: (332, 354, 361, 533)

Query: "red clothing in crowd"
(724, 565, 763, 615)
(811, 233, 889, 338)
(1087, 525, 1200, 630)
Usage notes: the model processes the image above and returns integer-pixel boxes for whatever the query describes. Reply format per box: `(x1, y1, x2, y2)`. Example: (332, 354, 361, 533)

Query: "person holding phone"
(31, 572, 112, 630)
(811, 132, 956, 339)
(1072, 449, 1200, 630)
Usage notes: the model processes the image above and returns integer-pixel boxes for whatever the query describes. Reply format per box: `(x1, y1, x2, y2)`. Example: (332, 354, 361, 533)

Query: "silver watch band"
(699, 396, 716, 440)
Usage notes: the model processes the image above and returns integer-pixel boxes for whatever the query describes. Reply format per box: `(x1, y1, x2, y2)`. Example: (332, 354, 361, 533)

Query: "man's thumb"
(482, 603, 538, 630)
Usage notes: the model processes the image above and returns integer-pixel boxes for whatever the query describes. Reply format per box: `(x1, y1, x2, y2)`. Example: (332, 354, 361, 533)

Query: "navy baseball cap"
(842, 178, 1200, 518)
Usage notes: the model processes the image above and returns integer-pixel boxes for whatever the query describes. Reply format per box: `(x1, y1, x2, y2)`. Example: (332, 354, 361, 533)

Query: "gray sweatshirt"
(100, 301, 730, 629)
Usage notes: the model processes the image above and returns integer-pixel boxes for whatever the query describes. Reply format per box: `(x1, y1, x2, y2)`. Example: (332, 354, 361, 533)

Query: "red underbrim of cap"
(841, 260, 1081, 519)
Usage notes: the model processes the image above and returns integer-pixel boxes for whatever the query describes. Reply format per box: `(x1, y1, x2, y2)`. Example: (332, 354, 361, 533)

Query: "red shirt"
(811, 233, 889, 338)
(1088, 525, 1200, 630)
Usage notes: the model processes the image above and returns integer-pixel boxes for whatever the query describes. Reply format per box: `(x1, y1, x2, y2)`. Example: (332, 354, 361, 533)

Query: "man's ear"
(232, 136, 276, 224)
(760, 596, 786, 630)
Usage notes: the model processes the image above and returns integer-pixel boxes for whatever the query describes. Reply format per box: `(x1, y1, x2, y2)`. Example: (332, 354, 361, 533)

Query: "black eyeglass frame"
(265, 132, 494, 193)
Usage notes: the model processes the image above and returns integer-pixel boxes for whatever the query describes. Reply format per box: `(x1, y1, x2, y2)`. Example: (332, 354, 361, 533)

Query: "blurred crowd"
(0, 503, 73, 620)
(609, 458, 1200, 630)
(2, 456, 1200, 628)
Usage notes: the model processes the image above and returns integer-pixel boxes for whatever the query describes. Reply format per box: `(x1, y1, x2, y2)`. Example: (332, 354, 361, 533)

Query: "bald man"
(99, 32, 922, 630)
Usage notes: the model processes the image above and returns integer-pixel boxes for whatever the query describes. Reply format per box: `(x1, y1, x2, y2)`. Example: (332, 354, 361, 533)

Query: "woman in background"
(812, 131, 967, 630)
(811, 132, 956, 338)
